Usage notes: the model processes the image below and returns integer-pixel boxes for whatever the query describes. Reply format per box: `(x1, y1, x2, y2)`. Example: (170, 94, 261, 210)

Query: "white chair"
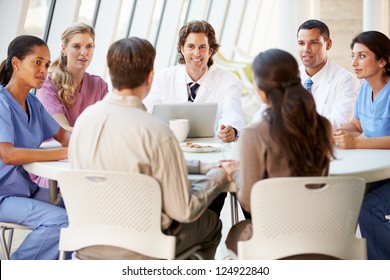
(0, 222, 31, 260)
(57, 170, 201, 260)
(238, 176, 367, 260)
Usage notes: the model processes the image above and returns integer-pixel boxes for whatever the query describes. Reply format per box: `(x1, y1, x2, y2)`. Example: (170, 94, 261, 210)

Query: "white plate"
(181, 146, 220, 153)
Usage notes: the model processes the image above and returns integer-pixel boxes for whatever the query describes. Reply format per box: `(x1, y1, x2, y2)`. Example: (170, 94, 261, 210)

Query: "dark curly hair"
(176, 20, 220, 67)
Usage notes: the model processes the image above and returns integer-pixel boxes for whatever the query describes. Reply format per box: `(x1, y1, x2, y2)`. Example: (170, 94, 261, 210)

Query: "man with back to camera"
(68, 37, 229, 259)
(297, 19, 359, 130)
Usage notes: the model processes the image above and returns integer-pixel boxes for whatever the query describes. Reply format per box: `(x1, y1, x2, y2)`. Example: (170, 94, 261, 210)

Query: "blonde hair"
(50, 22, 95, 107)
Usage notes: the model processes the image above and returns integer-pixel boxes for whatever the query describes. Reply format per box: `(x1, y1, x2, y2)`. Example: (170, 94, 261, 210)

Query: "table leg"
(49, 179, 58, 204)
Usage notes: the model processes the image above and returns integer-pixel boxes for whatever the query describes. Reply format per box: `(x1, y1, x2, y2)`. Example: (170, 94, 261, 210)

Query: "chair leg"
(7, 228, 14, 254)
(59, 250, 66, 260)
(0, 227, 12, 260)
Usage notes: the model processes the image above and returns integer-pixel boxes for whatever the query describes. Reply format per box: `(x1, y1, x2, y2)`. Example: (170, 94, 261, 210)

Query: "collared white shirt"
(185, 68, 209, 101)
(144, 64, 244, 133)
(300, 58, 359, 130)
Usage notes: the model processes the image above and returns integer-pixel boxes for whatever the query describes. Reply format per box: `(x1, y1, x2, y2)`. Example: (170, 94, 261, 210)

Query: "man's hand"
(218, 124, 237, 142)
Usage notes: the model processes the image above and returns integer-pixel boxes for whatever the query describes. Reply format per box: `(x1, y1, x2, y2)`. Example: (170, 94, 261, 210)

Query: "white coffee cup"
(169, 119, 190, 143)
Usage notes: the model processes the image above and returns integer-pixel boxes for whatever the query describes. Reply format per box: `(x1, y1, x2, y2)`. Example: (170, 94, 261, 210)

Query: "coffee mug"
(169, 119, 190, 142)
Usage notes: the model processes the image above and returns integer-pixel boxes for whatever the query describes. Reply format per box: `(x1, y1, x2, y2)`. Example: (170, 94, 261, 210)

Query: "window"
(78, 0, 99, 26)
(24, 0, 54, 38)
(114, 0, 136, 40)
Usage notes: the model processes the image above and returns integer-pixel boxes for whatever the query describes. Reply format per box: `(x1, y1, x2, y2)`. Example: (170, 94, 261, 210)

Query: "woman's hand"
(333, 130, 357, 149)
(199, 162, 220, 174)
(220, 159, 239, 182)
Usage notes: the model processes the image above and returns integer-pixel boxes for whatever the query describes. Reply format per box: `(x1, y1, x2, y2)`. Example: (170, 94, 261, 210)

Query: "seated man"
(143, 20, 244, 142)
(252, 19, 359, 130)
(297, 19, 359, 130)
(143, 20, 244, 216)
(68, 37, 229, 259)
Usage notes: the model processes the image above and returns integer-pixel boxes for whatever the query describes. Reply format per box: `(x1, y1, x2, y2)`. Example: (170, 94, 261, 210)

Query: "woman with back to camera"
(0, 35, 70, 259)
(222, 48, 334, 255)
(333, 31, 390, 259)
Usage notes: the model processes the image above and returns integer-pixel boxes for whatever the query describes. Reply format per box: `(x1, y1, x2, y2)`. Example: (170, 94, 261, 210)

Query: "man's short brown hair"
(107, 37, 156, 90)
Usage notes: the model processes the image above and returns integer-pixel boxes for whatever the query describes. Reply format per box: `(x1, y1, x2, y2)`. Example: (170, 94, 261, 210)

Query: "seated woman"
(333, 31, 390, 259)
(222, 48, 334, 255)
(36, 22, 108, 132)
(0, 35, 70, 259)
(32, 22, 108, 188)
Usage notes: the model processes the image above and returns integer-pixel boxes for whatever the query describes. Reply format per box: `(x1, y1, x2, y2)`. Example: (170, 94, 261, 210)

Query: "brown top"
(232, 120, 329, 213)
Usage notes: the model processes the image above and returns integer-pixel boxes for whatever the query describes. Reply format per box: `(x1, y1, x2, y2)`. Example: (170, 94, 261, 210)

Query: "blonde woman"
(37, 22, 108, 132)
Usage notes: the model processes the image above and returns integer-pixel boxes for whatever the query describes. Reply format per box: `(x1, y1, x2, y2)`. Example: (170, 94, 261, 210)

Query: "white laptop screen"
(152, 103, 218, 138)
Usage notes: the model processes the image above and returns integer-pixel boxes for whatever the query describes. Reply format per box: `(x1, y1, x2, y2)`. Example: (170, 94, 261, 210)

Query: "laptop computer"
(152, 103, 218, 138)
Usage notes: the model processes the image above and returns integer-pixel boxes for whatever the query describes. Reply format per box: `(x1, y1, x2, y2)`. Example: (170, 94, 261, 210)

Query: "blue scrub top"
(354, 80, 390, 137)
(0, 86, 60, 197)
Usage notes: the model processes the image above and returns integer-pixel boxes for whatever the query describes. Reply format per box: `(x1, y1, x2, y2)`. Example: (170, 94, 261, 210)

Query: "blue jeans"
(0, 187, 68, 260)
(359, 179, 390, 260)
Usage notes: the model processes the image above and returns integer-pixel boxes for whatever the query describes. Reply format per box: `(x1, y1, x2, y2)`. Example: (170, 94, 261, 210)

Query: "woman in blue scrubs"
(334, 31, 390, 259)
(0, 35, 70, 259)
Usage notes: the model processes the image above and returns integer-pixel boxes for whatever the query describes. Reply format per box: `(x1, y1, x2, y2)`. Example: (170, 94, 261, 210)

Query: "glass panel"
(114, 0, 136, 40)
(149, 0, 165, 45)
(24, 0, 53, 37)
(179, 0, 190, 25)
(78, 0, 98, 25)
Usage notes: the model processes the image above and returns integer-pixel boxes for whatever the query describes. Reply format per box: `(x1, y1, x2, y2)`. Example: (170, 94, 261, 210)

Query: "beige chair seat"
(238, 176, 367, 260)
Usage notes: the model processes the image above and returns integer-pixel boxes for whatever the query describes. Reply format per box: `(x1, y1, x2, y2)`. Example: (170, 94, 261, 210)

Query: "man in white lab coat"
(297, 19, 359, 130)
(144, 20, 243, 216)
(144, 20, 244, 143)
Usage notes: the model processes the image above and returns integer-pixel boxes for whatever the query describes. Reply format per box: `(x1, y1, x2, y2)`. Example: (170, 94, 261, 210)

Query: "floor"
(1, 194, 244, 260)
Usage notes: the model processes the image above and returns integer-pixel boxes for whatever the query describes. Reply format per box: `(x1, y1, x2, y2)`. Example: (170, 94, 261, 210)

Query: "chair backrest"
(57, 170, 176, 259)
(238, 176, 367, 260)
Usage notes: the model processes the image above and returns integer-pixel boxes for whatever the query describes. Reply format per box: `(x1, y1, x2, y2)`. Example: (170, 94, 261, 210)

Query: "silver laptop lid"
(152, 103, 218, 138)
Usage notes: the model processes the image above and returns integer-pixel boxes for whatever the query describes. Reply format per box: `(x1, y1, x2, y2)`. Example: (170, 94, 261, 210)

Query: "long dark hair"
(351, 31, 390, 76)
(253, 48, 334, 175)
(0, 35, 47, 85)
